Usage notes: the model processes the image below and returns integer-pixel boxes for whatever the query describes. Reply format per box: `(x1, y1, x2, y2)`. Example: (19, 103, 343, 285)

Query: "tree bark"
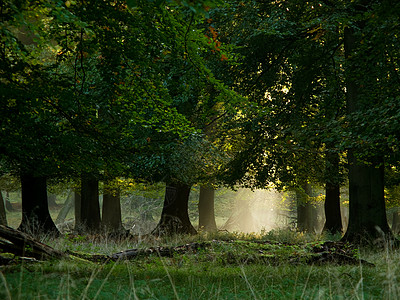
(18, 174, 60, 236)
(80, 175, 101, 233)
(101, 183, 123, 232)
(0, 191, 7, 226)
(342, 26, 393, 244)
(152, 182, 197, 236)
(323, 152, 342, 233)
(198, 186, 217, 232)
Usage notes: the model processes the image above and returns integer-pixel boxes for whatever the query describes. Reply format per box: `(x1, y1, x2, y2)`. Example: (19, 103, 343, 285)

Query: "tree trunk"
(391, 210, 400, 235)
(55, 190, 73, 224)
(296, 184, 315, 232)
(152, 182, 197, 236)
(342, 26, 393, 244)
(323, 182, 341, 233)
(80, 175, 101, 233)
(0, 191, 7, 226)
(296, 192, 307, 232)
(18, 174, 60, 236)
(101, 183, 123, 232)
(74, 190, 82, 230)
(342, 154, 391, 243)
(323, 152, 342, 233)
(5, 192, 14, 212)
(47, 193, 58, 208)
(198, 186, 217, 232)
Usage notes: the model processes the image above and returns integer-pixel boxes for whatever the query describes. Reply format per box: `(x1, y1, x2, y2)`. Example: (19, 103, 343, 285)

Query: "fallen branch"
(0, 225, 66, 261)
(111, 242, 209, 260)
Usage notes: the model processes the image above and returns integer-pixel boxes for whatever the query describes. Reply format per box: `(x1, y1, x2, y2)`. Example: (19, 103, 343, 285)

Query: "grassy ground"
(2, 198, 399, 299)
(1, 230, 400, 299)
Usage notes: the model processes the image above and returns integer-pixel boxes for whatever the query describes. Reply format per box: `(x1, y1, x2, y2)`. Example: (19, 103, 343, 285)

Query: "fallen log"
(0, 225, 66, 261)
(111, 242, 209, 260)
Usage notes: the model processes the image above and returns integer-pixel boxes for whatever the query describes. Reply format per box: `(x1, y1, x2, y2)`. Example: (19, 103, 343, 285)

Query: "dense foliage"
(0, 0, 236, 185)
(210, 0, 400, 189)
(1, 0, 400, 240)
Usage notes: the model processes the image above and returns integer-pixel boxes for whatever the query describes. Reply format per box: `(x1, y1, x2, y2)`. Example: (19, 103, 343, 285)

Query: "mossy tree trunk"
(18, 174, 59, 236)
(198, 186, 217, 232)
(152, 182, 197, 236)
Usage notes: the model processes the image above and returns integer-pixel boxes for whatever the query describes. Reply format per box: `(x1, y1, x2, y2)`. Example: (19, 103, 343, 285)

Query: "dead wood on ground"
(0, 225, 66, 264)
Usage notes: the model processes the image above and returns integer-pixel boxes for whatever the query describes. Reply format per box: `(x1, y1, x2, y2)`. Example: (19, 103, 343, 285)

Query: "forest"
(1, 0, 400, 299)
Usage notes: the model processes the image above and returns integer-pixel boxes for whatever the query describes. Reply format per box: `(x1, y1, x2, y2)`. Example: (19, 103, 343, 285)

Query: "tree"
(55, 189, 74, 225)
(101, 181, 124, 233)
(296, 184, 314, 233)
(209, 2, 346, 239)
(0, 191, 7, 226)
(210, 0, 400, 244)
(152, 181, 197, 236)
(18, 173, 59, 236)
(1, 1, 82, 234)
(0, 175, 20, 212)
(1, 0, 199, 235)
(131, 0, 239, 235)
(295, 183, 324, 233)
(323, 151, 343, 233)
(340, 5, 394, 242)
(74, 190, 82, 230)
(79, 174, 101, 233)
(384, 164, 400, 234)
(198, 186, 217, 232)
(151, 135, 228, 235)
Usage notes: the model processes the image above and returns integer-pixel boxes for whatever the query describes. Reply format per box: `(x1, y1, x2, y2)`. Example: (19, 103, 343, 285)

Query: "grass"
(1, 230, 400, 299)
(2, 200, 399, 299)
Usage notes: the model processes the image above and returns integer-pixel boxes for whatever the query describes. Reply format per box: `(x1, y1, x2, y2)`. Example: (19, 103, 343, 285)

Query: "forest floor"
(1, 229, 400, 299)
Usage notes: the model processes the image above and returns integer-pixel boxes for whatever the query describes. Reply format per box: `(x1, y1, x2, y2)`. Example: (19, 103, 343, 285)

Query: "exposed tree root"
(151, 215, 197, 237)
